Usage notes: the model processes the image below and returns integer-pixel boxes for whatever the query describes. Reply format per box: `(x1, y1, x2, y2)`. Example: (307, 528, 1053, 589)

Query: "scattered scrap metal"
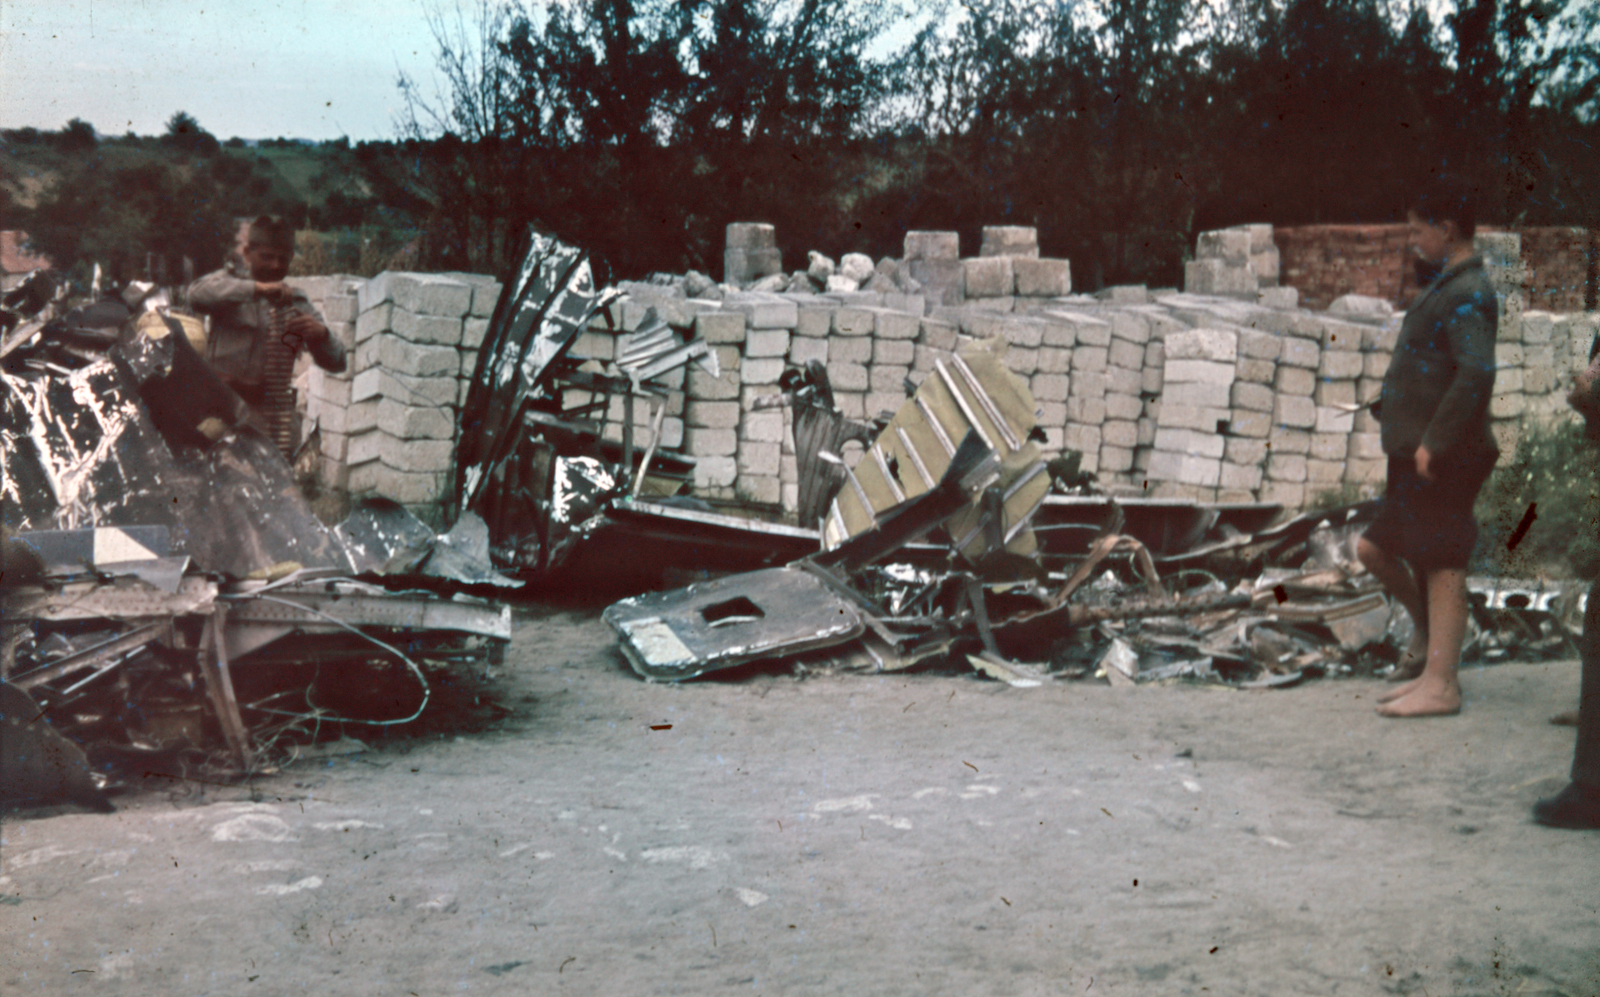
(2, 273, 511, 812)
(435, 231, 1586, 688)
(600, 337, 1587, 688)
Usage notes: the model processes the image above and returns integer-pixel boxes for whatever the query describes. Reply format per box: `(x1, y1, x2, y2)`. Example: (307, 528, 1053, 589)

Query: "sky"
(0, 0, 448, 141)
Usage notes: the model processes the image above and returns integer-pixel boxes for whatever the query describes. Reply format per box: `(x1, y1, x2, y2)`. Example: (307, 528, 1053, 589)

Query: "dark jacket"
(1378, 255, 1499, 466)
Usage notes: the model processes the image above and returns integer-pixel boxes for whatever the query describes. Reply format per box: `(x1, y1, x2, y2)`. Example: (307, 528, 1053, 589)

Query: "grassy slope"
(2, 139, 333, 213)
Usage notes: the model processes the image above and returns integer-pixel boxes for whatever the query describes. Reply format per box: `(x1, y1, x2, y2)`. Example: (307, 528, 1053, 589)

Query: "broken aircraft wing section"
(603, 566, 865, 681)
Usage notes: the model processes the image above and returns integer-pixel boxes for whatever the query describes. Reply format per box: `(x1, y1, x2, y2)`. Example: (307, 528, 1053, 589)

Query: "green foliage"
(1473, 418, 1600, 580)
(57, 119, 97, 153)
(7, 0, 1599, 287)
(371, 0, 1600, 284)
(161, 111, 220, 156)
(14, 123, 310, 282)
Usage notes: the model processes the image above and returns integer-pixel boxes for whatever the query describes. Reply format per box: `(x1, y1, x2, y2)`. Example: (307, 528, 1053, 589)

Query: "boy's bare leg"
(1357, 536, 1431, 702)
(1378, 567, 1467, 717)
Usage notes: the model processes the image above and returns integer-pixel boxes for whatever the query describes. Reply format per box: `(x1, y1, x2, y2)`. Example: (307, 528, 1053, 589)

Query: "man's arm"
(285, 302, 346, 374)
(1418, 289, 1498, 459)
(186, 269, 257, 309)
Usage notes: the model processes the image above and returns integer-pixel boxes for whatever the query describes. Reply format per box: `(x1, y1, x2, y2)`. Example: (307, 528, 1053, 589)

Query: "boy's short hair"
(1412, 173, 1477, 239)
(245, 215, 295, 252)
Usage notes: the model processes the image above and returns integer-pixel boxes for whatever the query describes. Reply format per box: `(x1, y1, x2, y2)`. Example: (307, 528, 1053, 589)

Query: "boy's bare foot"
(1377, 676, 1423, 704)
(1376, 680, 1461, 717)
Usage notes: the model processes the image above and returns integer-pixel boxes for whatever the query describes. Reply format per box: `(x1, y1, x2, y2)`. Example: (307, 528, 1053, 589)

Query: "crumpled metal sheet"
(3, 320, 349, 581)
(455, 229, 621, 513)
(333, 499, 521, 587)
(335, 498, 437, 575)
(2, 360, 182, 537)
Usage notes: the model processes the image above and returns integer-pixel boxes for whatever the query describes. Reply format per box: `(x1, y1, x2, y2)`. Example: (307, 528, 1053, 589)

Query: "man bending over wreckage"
(1357, 173, 1499, 718)
(186, 215, 346, 417)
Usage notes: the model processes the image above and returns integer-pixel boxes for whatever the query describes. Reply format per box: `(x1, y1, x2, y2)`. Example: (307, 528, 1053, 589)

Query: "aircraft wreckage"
(2, 236, 1581, 811)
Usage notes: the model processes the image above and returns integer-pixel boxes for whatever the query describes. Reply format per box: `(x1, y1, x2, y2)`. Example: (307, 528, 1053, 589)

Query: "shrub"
(1472, 415, 1600, 579)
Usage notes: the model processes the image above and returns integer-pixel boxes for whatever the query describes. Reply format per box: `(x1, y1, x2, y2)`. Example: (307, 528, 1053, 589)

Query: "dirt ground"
(3, 603, 1598, 997)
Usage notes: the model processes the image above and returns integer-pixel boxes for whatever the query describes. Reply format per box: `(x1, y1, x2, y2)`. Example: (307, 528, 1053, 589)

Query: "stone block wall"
(292, 271, 500, 526)
(295, 224, 1599, 524)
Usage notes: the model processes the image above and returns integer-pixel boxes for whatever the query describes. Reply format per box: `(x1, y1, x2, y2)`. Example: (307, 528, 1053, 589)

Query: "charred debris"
(1, 236, 1583, 809)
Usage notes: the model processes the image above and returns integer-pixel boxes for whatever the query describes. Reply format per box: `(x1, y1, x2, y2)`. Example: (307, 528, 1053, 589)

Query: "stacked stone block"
(1100, 310, 1149, 477)
(1146, 328, 1237, 498)
(901, 231, 963, 308)
(958, 226, 1072, 313)
(325, 272, 497, 525)
(1185, 224, 1277, 297)
(296, 221, 1598, 525)
(724, 223, 782, 287)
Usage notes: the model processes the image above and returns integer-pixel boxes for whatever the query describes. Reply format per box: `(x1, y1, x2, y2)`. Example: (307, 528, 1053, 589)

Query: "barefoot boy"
(1357, 174, 1499, 718)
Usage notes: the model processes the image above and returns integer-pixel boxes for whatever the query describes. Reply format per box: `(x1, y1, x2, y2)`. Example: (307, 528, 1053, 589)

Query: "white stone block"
(361, 272, 474, 317)
(1267, 453, 1307, 482)
(1309, 432, 1348, 460)
(1164, 358, 1236, 385)
(1154, 427, 1225, 459)
(696, 311, 747, 345)
(1274, 395, 1316, 429)
(1165, 328, 1239, 362)
(1228, 410, 1272, 438)
(904, 231, 960, 260)
(1279, 337, 1320, 369)
(873, 338, 916, 366)
(790, 336, 828, 365)
(377, 398, 455, 439)
(1319, 350, 1364, 379)
(742, 358, 785, 385)
(693, 456, 738, 489)
(1012, 258, 1072, 297)
(826, 361, 870, 392)
(685, 400, 742, 429)
(831, 337, 873, 364)
(745, 328, 791, 358)
(870, 364, 912, 393)
(1220, 461, 1263, 491)
(724, 294, 797, 330)
(1105, 392, 1143, 421)
(378, 334, 460, 378)
(963, 257, 1014, 298)
(685, 427, 738, 457)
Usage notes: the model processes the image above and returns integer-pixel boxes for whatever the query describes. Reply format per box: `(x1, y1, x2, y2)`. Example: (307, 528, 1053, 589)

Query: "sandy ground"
(2, 603, 1598, 997)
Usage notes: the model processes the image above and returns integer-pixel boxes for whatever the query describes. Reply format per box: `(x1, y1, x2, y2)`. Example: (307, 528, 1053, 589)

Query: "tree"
(55, 118, 97, 153)
(161, 111, 220, 156)
(24, 159, 234, 281)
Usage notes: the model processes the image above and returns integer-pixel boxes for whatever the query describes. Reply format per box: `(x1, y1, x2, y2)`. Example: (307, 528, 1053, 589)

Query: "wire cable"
(220, 592, 431, 726)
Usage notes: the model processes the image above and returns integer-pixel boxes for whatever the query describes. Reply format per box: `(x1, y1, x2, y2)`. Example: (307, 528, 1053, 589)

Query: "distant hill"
(1, 126, 400, 281)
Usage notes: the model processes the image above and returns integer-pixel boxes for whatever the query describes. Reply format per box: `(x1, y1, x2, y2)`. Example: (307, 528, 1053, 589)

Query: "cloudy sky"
(0, 0, 448, 140)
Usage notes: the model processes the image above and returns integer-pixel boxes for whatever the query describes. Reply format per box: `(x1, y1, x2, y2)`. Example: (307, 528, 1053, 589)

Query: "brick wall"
(1277, 223, 1596, 312)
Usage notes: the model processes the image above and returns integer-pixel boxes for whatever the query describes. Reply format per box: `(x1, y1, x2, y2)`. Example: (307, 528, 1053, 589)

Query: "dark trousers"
(1575, 578, 1600, 788)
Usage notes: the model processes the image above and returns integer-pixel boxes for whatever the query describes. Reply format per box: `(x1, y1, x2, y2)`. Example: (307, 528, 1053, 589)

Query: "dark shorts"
(1361, 453, 1495, 571)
